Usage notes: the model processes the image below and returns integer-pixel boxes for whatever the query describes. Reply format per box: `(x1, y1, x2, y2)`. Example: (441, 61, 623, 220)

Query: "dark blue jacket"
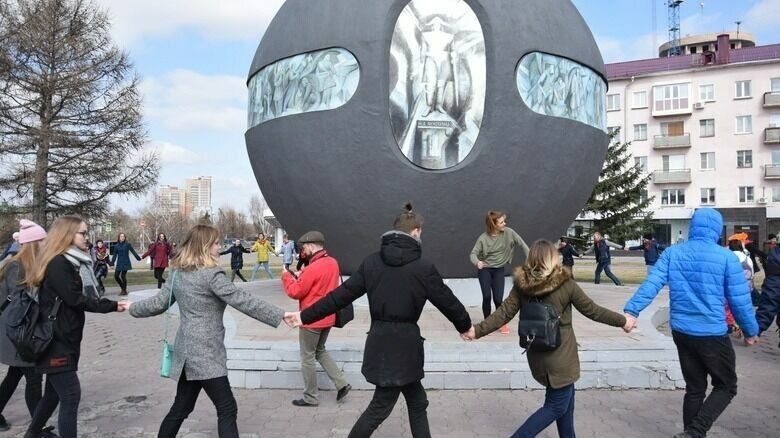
(629, 240, 666, 265)
(625, 208, 758, 337)
(111, 242, 141, 271)
(220, 245, 250, 270)
(586, 239, 621, 264)
(757, 246, 780, 333)
(558, 244, 579, 266)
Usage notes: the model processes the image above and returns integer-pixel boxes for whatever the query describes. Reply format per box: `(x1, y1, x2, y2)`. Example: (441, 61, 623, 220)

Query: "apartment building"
(185, 176, 213, 218)
(603, 34, 780, 245)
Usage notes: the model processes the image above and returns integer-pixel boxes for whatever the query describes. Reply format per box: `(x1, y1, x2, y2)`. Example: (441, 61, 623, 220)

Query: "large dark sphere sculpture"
(246, 0, 608, 277)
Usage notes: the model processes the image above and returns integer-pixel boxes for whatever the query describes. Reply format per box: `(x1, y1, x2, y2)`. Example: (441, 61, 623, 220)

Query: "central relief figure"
(390, 0, 486, 170)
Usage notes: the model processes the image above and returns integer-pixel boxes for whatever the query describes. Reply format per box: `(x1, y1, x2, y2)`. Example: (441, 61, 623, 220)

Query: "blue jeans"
(250, 261, 273, 281)
(594, 262, 621, 285)
(511, 384, 575, 438)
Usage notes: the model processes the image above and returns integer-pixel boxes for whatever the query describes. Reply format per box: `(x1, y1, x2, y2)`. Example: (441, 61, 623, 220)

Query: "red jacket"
(142, 241, 172, 269)
(281, 250, 339, 329)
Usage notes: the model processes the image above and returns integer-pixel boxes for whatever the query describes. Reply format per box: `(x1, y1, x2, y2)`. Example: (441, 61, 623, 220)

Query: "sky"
(97, 0, 780, 215)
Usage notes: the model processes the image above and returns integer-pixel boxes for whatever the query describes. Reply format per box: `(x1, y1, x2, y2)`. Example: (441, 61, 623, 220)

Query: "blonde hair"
(0, 241, 43, 287)
(30, 215, 84, 287)
(525, 239, 561, 277)
(171, 225, 220, 271)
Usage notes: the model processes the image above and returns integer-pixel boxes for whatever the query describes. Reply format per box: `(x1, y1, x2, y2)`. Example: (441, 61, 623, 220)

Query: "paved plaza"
(0, 281, 777, 437)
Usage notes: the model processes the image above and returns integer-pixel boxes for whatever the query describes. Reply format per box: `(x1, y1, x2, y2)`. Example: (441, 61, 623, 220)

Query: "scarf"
(64, 246, 102, 299)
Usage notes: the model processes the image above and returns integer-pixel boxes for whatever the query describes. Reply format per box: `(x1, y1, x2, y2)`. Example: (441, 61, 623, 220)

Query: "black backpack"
(517, 297, 561, 353)
(0, 287, 61, 363)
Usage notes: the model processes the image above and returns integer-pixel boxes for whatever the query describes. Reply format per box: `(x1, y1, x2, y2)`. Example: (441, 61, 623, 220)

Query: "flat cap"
(298, 231, 325, 244)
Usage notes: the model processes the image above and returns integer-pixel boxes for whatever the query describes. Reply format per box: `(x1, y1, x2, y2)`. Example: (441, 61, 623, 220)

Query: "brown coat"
(474, 265, 626, 389)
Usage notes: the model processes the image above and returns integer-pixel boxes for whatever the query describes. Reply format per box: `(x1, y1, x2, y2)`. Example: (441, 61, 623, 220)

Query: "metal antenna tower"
(667, 0, 684, 56)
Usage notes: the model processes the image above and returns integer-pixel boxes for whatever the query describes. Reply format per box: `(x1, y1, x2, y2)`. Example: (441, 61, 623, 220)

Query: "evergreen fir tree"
(582, 129, 654, 244)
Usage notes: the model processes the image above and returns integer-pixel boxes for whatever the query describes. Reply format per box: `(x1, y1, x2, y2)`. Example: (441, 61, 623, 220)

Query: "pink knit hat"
(18, 219, 46, 244)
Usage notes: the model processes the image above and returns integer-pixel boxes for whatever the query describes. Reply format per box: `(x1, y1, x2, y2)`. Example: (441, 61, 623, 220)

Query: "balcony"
(764, 164, 780, 179)
(653, 169, 691, 184)
(764, 92, 780, 108)
(765, 127, 780, 144)
(653, 133, 691, 149)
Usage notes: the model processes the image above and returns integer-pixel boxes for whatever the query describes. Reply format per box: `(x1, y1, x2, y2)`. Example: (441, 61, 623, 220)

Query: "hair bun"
(403, 202, 413, 213)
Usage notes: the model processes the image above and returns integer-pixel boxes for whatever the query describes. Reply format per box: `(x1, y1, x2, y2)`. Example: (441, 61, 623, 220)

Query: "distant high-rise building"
(186, 176, 212, 217)
(157, 185, 188, 216)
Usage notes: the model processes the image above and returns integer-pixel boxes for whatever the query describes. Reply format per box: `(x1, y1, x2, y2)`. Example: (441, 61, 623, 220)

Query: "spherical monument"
(246, 0, 608, 278)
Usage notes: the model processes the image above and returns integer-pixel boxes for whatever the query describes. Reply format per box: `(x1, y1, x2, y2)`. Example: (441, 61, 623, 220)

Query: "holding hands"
(284, 311, 302, 328)
(744, 336, 759, 346)
(623, 314, 638, 333)
(117, 300, 132, 312)
(460, 326, 476, 341)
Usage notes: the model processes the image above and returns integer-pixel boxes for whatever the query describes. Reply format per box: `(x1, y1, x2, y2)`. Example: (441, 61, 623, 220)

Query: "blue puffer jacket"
(625, 208, 758, 337)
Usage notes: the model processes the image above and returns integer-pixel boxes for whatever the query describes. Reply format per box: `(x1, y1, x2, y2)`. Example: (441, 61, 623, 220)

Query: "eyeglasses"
(76, 231, 89, 236)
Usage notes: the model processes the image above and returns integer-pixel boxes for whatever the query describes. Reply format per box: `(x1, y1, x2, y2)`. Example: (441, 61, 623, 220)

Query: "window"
(661, 189, 686, 206)
(772, 150, 780, 165)
(770, 114, 780, 128)
(660, 120, 684, 136)
(737, 150, 753, 168)
(699, 119, 715, 137)
(662, 154, 686, 171)
(639, 189, 649, 204)
(632, 91, 648, 108)
(700, 152, 715, 170)
(739, 186, 754, 203)
(653, 83, 690, 113)
(735, 80, 751, 98)
(771, 78, 780, 92)
(699, 84, 714, 102)
(633, 124, 647, 141)
(607, 94, 621, 111)
(736, 115, 752, 134)
(773, 186, 780, 203)
(608, 126, 621, 143)
(634, 156, 648, 173)
(690, 46, 698, 54)
(700, 188, 716, 205)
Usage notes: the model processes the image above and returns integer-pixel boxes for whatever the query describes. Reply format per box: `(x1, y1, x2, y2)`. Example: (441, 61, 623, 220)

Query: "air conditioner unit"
(758, 198, 767, 204)
(693, 102, 704, 110)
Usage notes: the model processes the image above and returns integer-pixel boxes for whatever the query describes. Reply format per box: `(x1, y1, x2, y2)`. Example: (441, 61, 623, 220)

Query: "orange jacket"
(281, 251, 339, 329)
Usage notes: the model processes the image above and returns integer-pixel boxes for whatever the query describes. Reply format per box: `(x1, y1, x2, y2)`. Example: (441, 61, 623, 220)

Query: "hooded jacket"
(300, 231, 471, 387)
(625, 208, 759, 337)
(143, 241, 172, 269)
(251, 239, 277, 263)
(474, 266, 625, 388)
(220, 244, 250, 270)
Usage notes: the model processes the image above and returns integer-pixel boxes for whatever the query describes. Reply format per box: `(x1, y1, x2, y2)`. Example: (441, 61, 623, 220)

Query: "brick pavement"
(0, 290, 777, 437)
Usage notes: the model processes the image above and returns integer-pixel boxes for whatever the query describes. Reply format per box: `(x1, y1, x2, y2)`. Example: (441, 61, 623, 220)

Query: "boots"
(24, 425, 58, 438)
(119, 288, 128, 296)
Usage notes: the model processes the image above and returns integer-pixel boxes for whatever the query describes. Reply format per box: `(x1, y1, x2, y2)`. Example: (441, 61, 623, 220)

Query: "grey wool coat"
(130, 267, 285, 382)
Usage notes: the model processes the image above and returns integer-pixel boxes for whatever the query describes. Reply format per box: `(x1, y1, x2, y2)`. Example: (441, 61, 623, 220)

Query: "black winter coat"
(301, 232, 471, 387)
(220, 245, 250, 270)
(36, 255, 117, 374)
(558, 244, 579, 266)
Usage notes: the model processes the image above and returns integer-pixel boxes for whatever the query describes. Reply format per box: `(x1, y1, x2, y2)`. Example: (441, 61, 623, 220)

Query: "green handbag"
(160, 271, 177, 378)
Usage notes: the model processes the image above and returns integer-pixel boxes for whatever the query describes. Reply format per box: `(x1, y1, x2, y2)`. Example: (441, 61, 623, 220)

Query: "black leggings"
(231, 269, 247, 282)
(158, 370, 239, 438)
(114, 270, 128, 290)
(0, 366, 42, 417)
(478, 267, 506, 319)
(154, 267, 166, 288)
(28, 370, 81, 438)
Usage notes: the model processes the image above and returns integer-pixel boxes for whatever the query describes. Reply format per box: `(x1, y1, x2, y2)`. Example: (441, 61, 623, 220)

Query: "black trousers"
(672, 331, 738, 438)
(27, 370, 80, 438)
(478, 267, 505, 318)
(154, 267, 167, 288)
(158, 371, 239, 438)
(114, 269, 128, 290)
(0, 366, 42, 417)
(349, 381, 430, 438)
(230, 269, 247, 282)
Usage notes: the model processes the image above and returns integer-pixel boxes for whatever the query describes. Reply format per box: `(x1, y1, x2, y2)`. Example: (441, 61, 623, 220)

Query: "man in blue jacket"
(623, 208, 758, 438)
(625, 232, 666, 275)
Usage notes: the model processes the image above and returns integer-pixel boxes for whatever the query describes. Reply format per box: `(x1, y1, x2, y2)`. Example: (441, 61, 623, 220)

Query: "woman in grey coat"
(129, 224, 289, 438)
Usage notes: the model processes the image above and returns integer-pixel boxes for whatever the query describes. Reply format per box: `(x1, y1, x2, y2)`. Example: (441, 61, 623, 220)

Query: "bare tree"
(217, 206, 252, 240)
(139, 195, 193, 245)
(0, 0, 158, 226)
(249, 194, 276, 236)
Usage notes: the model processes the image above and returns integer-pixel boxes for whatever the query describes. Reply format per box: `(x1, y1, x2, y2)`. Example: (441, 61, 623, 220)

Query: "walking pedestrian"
(110, 232, 142, 296)
(250, 233, 277, 281)
(93, 240, 111, 294)
(624, 232, 665, 275)
(463, 240, 631, 437)
(756, 243, 780, 348)
(584, 232, 623, 286)
(557, 237, 580, 279)
(470, 210, 529, 334)
(24, 216, 128, 438)
(279, 234, 295, 271)
(143, 233, 172, 289)
(127, 224, 290, 438)
(0, 232, 20, 263)
(623, 208, 759, 438)
(286, 203, 472, 438)
(281, 231, 351, 407)
(220, 239, 251, 282)
(0, 220, 46, 432)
